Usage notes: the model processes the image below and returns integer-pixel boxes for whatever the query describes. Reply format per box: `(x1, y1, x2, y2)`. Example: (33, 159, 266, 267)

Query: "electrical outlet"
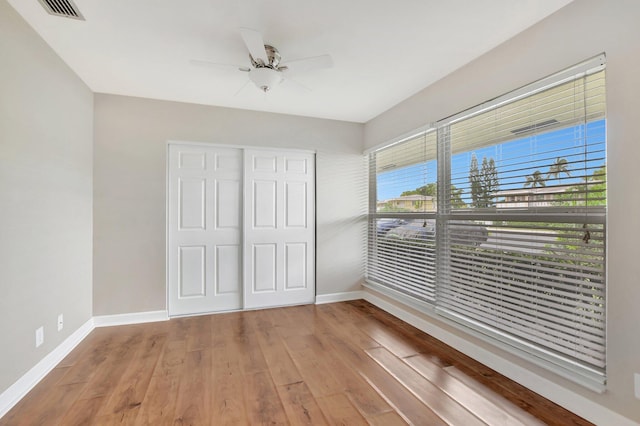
(57, 314, 63, 331)
(635, 373, 640, 399)
(35, 327, 44, 348)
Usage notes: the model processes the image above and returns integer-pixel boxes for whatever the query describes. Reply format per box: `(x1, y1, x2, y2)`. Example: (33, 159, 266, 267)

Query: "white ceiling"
(8, 0, 573, 123)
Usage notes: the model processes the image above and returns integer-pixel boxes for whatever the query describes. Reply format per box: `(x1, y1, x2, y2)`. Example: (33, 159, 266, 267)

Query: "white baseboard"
(0, 319, 94, 419)
(363, 289, 638, 426)
(93, 310, 169, 327)
(315, 290, 364, 304)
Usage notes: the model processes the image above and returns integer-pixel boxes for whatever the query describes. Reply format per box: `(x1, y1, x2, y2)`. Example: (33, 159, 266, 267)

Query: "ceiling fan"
(192, 28, 333, 93)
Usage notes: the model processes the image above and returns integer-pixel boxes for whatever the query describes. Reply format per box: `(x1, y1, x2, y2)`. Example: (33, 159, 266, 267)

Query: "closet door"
(168, 144, 243, 316)
(243, 149, 315, 309)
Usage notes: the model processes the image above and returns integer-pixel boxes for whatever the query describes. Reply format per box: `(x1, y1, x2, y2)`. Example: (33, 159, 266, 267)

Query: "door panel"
(285, 243, 307, 289)
(285, 157, 308, 174)
(244, 149, 315, 309)
(168, 144, 243, 316)
(253, 180, 277, 228)
(253, 154, 278, 172)
(285, 181, 307, 228)
(179, 178, 206, 230)
(215, 245, 241, 294)
(216, 152, 242, 171)
(179, 151, 206, 169)
(252, 243, 277, 293)
(178, 246, 206, 297)
(216, 180, 240, 228)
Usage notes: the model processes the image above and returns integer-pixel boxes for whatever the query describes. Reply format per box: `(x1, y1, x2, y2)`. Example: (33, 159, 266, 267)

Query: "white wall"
(0, 0, 94, 395)
(93, 94, 365, 315)
(365, 0, 640, 422)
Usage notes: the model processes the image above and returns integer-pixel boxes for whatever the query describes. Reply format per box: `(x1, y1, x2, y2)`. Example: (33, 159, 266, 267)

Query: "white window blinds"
(367, 131, 438, 302)
(366, 55, 607, 388)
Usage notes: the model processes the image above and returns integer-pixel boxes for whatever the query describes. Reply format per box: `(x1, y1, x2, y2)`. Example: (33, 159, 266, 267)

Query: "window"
(368, 130, 438, 302)
(366, 55, 606, 388)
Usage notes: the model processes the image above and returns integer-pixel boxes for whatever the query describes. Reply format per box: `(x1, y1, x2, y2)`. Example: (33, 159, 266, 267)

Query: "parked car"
(386, 219, 435, 240)
(384, 219, 488, 246)
(376, 218, 408, 235)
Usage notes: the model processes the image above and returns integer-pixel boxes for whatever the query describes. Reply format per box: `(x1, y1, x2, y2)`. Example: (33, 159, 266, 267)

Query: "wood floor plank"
(173, 349, 212, 425)
(446, 362, 587, 426)
(285, 305, 318, 330)
(316, 303, 381, 350)
(58, 395, 106, 425)
(360, 364, 447, 425)
(211, 331, 249, 425)
(257, 328, 303, 387)
(135, 374, 181, 425)
(310, 316, 395, 417)
(186, 314, 213, 352)
(347, 300, 462, 361)
(211, 330, 242, 375)
(136, 339, 187, 426)
(7, 382, 85, 426)
(96, 331, 167, 423)
(366, 346, 485, 426)
(276, 305, 317, 338)
(211, 372, 248, 425)
(320, 327, 448, 426)
(233, 313, 269, 375)
(405, 354, 544, 426)
(56, 330, 127, 387)
(276, 381, 328, 425)
(55, 329, 104, 368)
(355, 315, 422, 358)
(366, 410, 410, 426)
(313, 332, 395, 418)
(283, 334, 346, 397)
(443, 365, 554, 425)
(78, 330, 147, 400)
(316, 393, 369, 426)
(151, 338, 187, 378)
(166, 317, 191, 343)
(244, 370, 288, 425)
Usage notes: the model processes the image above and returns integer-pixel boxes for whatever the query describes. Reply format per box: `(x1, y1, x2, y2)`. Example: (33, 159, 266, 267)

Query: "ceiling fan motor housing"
(250, 45, 281, 69)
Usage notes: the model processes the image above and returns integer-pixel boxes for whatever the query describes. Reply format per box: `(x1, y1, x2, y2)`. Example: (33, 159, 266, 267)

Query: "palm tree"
(524, 170, 547, 188)
(547, 157, 571, 182)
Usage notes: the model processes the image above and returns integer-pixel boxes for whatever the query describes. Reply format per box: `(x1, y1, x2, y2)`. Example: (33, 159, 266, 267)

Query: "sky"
(377, 119, 606, 204)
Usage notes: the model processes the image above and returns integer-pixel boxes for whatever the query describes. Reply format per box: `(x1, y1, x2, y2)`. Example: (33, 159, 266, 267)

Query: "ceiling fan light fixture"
(249, 67, 283, 93)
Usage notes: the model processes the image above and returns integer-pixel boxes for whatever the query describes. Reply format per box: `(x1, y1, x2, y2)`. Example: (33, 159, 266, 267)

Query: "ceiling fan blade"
(281, 54, 333, 75)
(239, 28, 267, 64)
(233, 80, 251, 97)
(190, 59, 250, 72)
(281, 76, 312, 93)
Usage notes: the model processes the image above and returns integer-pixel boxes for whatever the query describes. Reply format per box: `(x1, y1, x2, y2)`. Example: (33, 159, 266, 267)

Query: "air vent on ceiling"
(37, 0, 84, 20)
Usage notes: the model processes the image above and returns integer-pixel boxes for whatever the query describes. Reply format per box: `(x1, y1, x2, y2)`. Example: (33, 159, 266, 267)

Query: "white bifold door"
(167, 144, 315, 316)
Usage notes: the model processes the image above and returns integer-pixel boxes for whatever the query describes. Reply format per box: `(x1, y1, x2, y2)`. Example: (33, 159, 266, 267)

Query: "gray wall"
(93, 95, 365, 315)
(0, 1, 93, 394)
(365, 0, 640, 422)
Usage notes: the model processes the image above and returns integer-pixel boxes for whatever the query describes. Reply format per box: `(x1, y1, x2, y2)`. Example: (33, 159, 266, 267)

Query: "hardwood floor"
(1, 301, 593, 425)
